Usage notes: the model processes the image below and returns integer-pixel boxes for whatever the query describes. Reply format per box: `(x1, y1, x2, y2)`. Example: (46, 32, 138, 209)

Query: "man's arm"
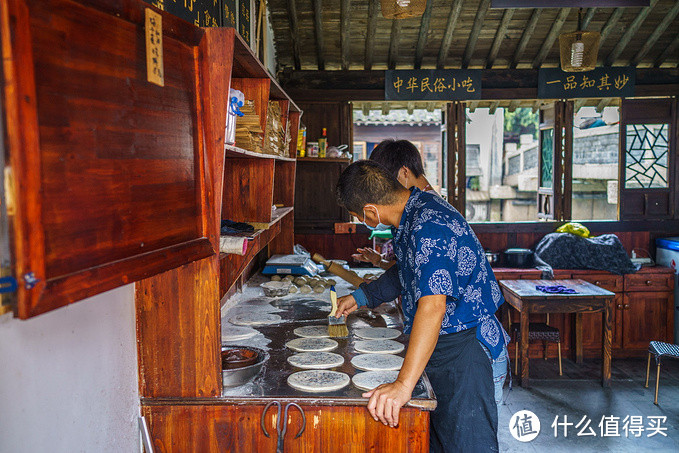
(354, 264, 401, 309)
(364, 294, 446, 427)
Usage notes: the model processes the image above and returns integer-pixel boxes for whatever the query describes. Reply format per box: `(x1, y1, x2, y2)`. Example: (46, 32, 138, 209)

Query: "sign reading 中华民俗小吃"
(538, 67, 635, 99)
(385, 70, 482, 101)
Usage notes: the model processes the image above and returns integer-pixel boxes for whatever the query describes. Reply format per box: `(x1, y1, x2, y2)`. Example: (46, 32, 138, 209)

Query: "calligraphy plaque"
(385, 70, 482, 101)
(222, 0, 237, 28)
(145, 8, 164, 86)
(538, 67, 635, 99)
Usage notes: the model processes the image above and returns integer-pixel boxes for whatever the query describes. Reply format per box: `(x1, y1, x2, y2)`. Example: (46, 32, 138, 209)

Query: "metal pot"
(485, 250, 500, 266)
(504, 248, 534, 268)
(221, 345, 269, 387)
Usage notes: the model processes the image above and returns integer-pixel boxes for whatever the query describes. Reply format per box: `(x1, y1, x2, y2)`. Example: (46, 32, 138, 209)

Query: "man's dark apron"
(425, 327, 499, 453)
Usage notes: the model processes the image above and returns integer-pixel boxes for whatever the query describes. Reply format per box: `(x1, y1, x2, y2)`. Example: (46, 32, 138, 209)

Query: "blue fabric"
(393, 188, 508, 359)
(354, 265, 401, 309)
(535, 285, 577, 294)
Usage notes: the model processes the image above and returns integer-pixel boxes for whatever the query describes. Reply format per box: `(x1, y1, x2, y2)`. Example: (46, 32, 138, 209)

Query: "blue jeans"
(480, 342, 509, 405)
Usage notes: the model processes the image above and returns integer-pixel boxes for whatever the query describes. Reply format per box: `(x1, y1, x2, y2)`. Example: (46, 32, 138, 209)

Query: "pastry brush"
(328, 285, 348, 338)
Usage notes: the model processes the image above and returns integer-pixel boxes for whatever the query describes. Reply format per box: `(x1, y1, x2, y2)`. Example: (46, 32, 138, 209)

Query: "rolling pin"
(312, 253, 365, 288)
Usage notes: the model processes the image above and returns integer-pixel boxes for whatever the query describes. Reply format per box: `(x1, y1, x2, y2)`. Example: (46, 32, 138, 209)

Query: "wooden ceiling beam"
(574, 98, 588, 113)
(508, 100, 520, 112)
(510, 8, 542, 69)
(407, 102, 415, 115)
(437, 0, 464, 69)
(362, 103, 371, 116)
(414, 0, 434, 69)
(388, 19, 402, 70)
(654, 33, 679, 68)
(382, 103, 390, 115)
(532, 100, 542, 113)
(311, 0, 325, 70)
(581, 7, 597, 30)
(462, 0, 491, 69)
(631, 1, 679, 66)
(364, 0, 378, 70)
(489, 100, 501, 115)
(286, 0, 301, 70)
(604, 0, 659, 66)
(468, 101, 478, 113)
(532, 8, 571, 69)
(486, 9, 514, 69)
(341, 0, 352, 70)
(598, 8, 624, 48)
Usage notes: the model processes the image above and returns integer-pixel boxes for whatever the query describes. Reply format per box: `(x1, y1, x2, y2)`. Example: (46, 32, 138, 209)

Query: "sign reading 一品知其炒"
(538, 67, 635, 99)
(385, 70, 482, 101)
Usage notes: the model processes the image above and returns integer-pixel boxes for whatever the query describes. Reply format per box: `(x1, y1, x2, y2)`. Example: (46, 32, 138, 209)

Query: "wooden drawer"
(625, 273, 674, 292)
(571, 272, 624, 293)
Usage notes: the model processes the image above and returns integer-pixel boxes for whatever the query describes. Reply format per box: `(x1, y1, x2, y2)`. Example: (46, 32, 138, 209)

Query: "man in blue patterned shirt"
(335, 160, 506, 452)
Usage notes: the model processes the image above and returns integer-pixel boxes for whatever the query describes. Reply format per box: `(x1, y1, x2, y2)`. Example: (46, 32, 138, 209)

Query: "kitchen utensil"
(221, 346, 268, 387)
(260, 280, 292, 297)
(328, 285, 348, 338)
(504, 248, 534, 268)
(312, 253, 364, 287)
(485, 250, 500, 266)
(221, 346, 258, 369)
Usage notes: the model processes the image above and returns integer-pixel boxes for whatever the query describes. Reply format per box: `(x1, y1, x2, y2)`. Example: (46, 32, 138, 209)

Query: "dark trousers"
(425, 328, 499, 453)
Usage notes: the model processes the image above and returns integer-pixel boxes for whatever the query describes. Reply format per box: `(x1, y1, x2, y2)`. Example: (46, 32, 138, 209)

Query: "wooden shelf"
(297, 157, 351, 162)
(247, 207, 293, 230)
(225, 144, 296, 162)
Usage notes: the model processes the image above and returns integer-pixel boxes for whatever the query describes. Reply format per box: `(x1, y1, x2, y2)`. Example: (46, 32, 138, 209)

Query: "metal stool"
(511, 314, 562, 376)
(645, 341, 679, 405)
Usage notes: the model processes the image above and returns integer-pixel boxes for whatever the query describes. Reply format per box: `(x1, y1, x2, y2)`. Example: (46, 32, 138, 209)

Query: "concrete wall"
(0, 285, 140, 453)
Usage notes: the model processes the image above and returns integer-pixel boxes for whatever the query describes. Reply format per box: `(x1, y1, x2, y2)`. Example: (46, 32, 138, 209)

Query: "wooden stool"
(645, 341, 679, 405)
(511, 314, 562, 376)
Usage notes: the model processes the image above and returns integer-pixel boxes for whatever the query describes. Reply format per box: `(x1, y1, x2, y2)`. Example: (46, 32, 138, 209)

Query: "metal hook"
(283, 403, 306, 439)
(260, 401, 282, 438)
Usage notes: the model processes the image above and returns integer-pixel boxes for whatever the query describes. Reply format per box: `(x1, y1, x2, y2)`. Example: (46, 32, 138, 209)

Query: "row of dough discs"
(270, 274, 337, 294)
(285, 326, 405, 393)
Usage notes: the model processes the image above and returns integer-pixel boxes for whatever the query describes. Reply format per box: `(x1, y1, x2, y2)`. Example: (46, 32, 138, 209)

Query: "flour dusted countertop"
(188, 267, 437, 410)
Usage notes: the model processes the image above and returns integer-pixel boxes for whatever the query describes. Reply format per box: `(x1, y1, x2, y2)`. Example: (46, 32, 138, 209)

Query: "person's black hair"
(369, 139, 425, 178)
(335, 160, 405, 214)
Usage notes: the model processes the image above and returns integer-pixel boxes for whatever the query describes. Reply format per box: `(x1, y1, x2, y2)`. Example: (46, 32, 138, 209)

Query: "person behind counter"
(353, 139, 436, 270)
(335, 160, 506, 453)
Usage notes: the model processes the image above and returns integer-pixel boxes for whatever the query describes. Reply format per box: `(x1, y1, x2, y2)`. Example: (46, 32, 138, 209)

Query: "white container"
(655, 237, 679, 343)
(225, 88, 244, 145)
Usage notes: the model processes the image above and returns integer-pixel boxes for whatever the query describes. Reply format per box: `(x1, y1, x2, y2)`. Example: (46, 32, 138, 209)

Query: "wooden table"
(499, 279, 616, 388)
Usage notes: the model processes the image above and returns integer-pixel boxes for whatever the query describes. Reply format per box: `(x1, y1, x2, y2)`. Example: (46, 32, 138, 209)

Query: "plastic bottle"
(318, 128, 327, 158)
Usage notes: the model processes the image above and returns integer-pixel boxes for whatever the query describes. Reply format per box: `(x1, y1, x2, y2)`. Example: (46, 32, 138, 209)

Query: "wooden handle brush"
(312, 253, 364, 288)
(328, 285, 348, 338)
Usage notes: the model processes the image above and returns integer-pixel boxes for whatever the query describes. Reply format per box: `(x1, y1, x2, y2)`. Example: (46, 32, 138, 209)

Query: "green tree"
(504, 108, 538, 139)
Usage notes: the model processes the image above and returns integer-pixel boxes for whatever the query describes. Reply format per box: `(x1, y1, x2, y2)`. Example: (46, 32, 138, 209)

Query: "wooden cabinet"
(1, 0, 230, 318)
(142, 403, 429, 453)
(294, 158, 351, 232)
(619, 291, 673, 351)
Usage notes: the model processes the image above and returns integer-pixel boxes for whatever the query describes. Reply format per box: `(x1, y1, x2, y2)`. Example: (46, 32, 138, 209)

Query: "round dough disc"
(287, 352, 344, 369)
(352, 370, 400, 391)
(293, 325, 330, 338)
(354, 339, 404, 354)
(221, 324, 258, 342)
(351, 353, 404, 371)
(287, 370, 350, 393)
(354, 327, 401, 340)
(228, 312, 282, 327)
(285, 337, 338, 352)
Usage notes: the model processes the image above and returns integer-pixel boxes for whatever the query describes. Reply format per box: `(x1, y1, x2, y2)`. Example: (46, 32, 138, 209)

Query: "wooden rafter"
(508, 100, 520, 112)
(311, 0, 325, 70)
(489, 100, 501, 115)
(631, 1, 679, 66)
(654, 32, 679, 67)
(365, 0, 378, 70)
(462, 0, 491, 69)
(468, 101, 478, 113)
(341, 0, 352, 70)
(596, 98, 612, 113)
(532, 100, 541, 113)
(486, 9, 514, 69)
(388, 19, 402, 70)
(574, 98, 588, 113)
(605, 0, 659, 66)
(532, 8, 571, 69)
(437, 0, 464, 69)
(362, 103, 371, 116)
(414, 0, 434, 69)
(286, 0, 301, 70)
(599, 8, 624, 47)
(511, 8, 542, 69)
(381, 103, 390, 115)
(581, 7, 597, 30)
(407, 102, 415, 115)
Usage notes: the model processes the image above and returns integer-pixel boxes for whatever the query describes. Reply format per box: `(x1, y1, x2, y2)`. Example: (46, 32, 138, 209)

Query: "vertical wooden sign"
(222, 0, 237, 28)
(145, 8, 164, 87)
(238, 0, 251, 44)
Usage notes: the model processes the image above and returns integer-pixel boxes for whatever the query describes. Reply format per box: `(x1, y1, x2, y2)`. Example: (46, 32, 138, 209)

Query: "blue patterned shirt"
(357, 188, 508, 359)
